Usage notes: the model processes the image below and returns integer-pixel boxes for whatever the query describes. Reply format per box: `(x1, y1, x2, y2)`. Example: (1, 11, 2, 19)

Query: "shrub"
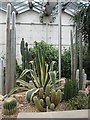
(66, 94, 88, 110)
(64, 79, 78, 101)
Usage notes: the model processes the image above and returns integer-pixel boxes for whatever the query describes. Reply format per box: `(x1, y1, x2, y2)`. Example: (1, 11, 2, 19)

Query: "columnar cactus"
(51, 89, 56, 103)
(20, 38, 32, 70)
(40, 99, 45, 107)
(6, 3, 16, 93)
(39, 88, 43, 99)
(46, 96, 51, 108)
(50, 103, 55, 111)
(45, 84, 50, 97)
(55, 89, 61, 106)
(3, 97, 17, 115)
(33, 96, 46, 112)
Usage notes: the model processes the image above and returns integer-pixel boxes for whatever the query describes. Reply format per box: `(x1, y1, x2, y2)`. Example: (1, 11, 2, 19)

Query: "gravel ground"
(1, 92, 67, 119)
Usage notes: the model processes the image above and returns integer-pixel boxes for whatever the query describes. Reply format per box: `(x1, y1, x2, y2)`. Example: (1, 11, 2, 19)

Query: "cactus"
(39, 88, 43, 99)
(40, 99, 45, 107)
(3, 97, 17, 115)
(45, 84, 50, 97)
(20, 38, 32, 70)
(46, 96, 51, 108)
(55, 89, 61, 106)
(51, 89, 56, 104)
(50, 103, 55, 111)
(33, 96, 46, 112)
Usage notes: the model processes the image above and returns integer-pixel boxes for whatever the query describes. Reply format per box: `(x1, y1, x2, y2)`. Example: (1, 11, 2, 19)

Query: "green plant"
(55, 89, 61, 106)
(50, 103, 55, 111)
(33, 96, 46, 112)
(33, 87, 61, 112)
(61, 48, 71, 78)
(45, 84, 51, 97)
(26, 88, 39, 102)
(66, 94, 88, 110)
(20, 38, 32, 70)
(64, 79, 78, 101)
(3, 97, 17, 115)
(20, 48, 58, 101)
(46, 96, 51, 108)
(51, 89, 56, 103)
(39, 88, 44, 99)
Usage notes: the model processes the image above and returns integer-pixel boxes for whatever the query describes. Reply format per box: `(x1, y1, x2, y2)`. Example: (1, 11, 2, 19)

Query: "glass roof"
(0, 0, 89, 15)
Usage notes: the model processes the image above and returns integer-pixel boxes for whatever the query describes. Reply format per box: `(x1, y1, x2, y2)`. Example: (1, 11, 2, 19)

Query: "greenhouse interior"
(0, 0, 90, 119)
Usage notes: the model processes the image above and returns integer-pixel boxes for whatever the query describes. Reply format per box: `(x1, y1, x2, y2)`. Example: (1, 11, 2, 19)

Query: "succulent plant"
(50, 103, 55, 111)
(39, 88, 43, 99)
(3, 97, 17, 115)
(51, 89, 56, 103)
(45, 84, 50, 97)
(46, 96, 51, 108)
(40, 99, 45, 107)
(55, 89, 61, 106)
(33, 96, 46, 112)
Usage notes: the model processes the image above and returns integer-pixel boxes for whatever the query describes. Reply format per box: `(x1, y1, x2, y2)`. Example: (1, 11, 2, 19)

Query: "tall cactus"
(5, 4, 16, 93)
(20, 38, 32, 70)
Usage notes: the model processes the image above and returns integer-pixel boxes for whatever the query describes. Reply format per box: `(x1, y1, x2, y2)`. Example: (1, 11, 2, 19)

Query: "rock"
(0, 95, 4, 101)
(17, 104, 24, 109)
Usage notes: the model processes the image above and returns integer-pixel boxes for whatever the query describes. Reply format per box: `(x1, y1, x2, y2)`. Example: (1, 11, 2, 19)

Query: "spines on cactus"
(39, 88, 43, 99)
(46, 96, 51, 108)
(40, 99, 45, 107)
(51, 89, 56, 104)
(45, 84, 50, 97)
(33, 96, 46, 112)
(3, 97, 17, 115)
(50, 103, 55, 111)
(55, 89, 61, 106)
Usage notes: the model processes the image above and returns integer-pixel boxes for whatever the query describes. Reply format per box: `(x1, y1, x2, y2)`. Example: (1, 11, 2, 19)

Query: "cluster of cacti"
(31, 85, 61, 112)
(20, 38, 32, 70)
(2, 97, 17, 115)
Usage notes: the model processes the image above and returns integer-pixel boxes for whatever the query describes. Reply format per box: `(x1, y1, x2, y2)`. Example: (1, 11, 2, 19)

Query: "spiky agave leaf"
(26, 88, 39, 102)
(49, 71, 57, 88)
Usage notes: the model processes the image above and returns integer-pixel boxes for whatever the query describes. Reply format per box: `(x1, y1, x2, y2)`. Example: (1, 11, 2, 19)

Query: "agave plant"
(18, 48, 58, 100)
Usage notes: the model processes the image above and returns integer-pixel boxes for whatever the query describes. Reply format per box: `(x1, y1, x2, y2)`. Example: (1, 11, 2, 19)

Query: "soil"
(1, 91, 67, 119)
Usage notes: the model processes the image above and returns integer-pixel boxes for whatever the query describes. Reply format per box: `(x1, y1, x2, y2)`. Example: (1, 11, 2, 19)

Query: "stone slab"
(17, 110, 89, 119)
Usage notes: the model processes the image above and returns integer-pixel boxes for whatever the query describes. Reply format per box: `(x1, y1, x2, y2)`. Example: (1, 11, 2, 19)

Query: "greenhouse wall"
(0, 9, 74, 64)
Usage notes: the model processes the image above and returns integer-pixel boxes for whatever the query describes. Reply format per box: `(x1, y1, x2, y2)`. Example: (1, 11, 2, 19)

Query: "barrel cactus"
(3, 97, 17, 115)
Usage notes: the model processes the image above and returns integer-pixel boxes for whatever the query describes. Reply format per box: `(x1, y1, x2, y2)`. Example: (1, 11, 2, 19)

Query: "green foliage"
(66, 94, 88, 110)
(20, 48, 57, 102)
(29, 41, 58, 66)
(26, 88, 39, 102)
(64, 79, 78, 101)
(3, 97, 17, 115)
(61, 48, 71, 78)
(29, 41, 71, 78)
